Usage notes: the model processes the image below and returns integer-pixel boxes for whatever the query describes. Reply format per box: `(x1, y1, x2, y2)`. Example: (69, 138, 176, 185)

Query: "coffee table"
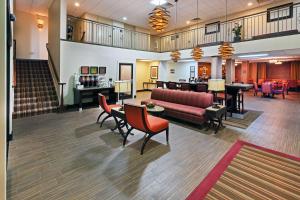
(146, 105, 165, 116)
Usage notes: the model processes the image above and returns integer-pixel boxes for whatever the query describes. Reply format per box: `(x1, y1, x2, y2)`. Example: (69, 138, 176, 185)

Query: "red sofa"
(142, 89, 213, 125)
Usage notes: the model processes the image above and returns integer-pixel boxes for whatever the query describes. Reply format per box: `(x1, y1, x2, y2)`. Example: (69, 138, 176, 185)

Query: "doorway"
(119, 63, 133, 99)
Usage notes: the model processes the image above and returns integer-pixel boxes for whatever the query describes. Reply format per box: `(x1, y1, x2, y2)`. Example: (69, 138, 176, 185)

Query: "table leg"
(111, 116, 126, 138)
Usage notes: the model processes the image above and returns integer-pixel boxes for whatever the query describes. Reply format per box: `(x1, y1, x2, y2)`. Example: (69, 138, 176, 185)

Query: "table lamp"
(208, 79, 225, 108)
(114, 80, 131, 109)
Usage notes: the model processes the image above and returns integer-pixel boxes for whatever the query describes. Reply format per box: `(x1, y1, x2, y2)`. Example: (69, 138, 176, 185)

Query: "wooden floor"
(7, 91, 300, 200)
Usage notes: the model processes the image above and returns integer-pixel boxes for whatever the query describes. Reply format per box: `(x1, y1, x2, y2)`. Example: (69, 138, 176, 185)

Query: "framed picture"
(150, 66, 158, 79)
(90, 66, 98, 74)
(81, 66, 89, 74)
(190, 66, 195, 78)
(267, 3, 293, 22)
(205, 21, 220, 35)
(99, 67, 106, 75)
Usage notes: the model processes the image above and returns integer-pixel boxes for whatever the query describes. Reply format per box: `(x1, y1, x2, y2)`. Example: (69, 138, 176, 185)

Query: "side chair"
(96, 93, 120, 127)
(123, 103, 169, 155)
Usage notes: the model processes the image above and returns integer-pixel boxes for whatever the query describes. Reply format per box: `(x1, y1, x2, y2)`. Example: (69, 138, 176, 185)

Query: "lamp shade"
(114, 80, 131, 93)
(208, 79, 225, 92)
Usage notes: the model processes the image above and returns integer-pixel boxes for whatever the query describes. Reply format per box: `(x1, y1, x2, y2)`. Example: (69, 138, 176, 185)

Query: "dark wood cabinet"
(74, 87, 117, 111)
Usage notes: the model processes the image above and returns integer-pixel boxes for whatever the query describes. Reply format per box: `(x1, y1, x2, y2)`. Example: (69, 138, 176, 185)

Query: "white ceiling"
(16, 0, 278, 32)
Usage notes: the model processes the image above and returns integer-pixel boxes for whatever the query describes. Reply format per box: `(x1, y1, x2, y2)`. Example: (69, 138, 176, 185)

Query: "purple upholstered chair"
(262, 82, 272, 97)
(272, 84, 286, 99)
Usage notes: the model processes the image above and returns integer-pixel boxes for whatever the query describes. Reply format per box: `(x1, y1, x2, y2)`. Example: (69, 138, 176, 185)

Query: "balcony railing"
(66, 3, 300, 53)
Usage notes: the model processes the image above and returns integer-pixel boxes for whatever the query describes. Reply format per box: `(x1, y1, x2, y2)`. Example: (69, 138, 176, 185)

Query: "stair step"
(14, 96, 58, 104)
(14, 100, 59, 109)
(13, 105, 59, 119)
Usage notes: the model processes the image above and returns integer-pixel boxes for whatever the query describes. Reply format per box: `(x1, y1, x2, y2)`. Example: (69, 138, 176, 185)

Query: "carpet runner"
(13, 59, 59, 118)
(187, 140, 300, 200)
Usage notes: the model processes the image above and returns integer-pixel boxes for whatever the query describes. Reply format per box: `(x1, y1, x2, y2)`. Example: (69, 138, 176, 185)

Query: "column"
(211, 56, 223, 79)
(241, 61, 249, 83)
(226, 59, 235, 84)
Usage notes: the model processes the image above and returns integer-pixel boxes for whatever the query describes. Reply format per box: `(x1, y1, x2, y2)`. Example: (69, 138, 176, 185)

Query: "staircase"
(13, 59, 59, 118)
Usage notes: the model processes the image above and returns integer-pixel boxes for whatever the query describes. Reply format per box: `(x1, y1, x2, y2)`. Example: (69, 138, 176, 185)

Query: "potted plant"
(232, 23, 242, 42)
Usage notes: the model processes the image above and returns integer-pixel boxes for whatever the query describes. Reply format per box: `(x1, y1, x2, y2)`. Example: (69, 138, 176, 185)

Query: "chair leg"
(166, 128, 169, 143)
(100, 115, 111, 127)
(96, 111, 105, 123)
(141, 134, 153, 155)
(123, 127, 133, 146)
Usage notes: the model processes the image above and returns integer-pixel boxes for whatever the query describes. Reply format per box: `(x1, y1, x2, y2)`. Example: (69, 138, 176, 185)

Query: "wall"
(14, 10, 48, 60)
(48, 0, 61, 78)
(136, 61, 159, 91)
(0, 0, 7, 198)
(235, 65, 242, 82)
(60, 40, 161, 105)
(162, 61, 198, 82)
(267, 62, 291, 80)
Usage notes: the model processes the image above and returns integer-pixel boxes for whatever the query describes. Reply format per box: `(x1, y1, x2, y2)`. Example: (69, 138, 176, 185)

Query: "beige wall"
(14, 10, 48, 60)
(0, 0, 7, 199)
(136, 61, 159, 91)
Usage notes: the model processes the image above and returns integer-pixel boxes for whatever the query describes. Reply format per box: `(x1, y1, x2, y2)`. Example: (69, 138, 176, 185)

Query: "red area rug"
(186, 140, 300, 200)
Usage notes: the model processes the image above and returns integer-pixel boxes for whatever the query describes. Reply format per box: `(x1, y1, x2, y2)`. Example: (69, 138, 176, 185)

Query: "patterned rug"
(223, 110, 263, 129)
(186, 140, 300, 200)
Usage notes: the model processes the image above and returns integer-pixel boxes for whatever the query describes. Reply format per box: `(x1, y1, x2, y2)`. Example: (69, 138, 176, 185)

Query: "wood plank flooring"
(7, 91, 300, 200)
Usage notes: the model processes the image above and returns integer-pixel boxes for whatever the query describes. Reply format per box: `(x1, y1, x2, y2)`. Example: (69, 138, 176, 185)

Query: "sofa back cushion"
(151, 88, 213, 108)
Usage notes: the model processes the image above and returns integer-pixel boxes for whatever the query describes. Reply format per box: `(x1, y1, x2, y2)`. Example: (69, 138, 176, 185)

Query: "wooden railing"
(46, 43, 66, 112)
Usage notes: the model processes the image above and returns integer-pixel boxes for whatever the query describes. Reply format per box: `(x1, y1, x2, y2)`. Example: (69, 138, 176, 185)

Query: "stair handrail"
(46, 43, 66, 112)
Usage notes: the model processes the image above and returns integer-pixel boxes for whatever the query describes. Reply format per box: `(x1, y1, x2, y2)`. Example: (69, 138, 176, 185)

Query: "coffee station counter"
(74, 86, 117, 111)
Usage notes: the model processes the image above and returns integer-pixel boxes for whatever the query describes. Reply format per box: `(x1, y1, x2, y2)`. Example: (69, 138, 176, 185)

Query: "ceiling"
(16, 0, 279, 32)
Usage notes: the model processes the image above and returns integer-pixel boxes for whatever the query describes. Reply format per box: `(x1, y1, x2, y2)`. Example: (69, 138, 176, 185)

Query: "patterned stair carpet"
(187, 140, 300, 200)
(13, 59, 59, 118)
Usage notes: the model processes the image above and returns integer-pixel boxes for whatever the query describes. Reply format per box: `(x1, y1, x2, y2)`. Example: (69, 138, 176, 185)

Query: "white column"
(226, 59, 235, 84)
(211, 56, 223, 79)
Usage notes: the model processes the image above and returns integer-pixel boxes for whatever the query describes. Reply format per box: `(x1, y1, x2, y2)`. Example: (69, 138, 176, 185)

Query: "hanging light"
(170, 50, 181, 62)
(218, 0, 234, 60)
(170, 0, 181, 62)
(218, 42, 234, 60)
(191, 0, 203, 61)
(148, 3, 170, 33)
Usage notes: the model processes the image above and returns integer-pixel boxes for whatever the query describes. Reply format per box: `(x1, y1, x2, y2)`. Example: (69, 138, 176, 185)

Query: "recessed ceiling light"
(186, 20, 191, 25)
(248, 2, 253, 6)
(150, 0, 167, 6)
(122, 17, 127, 21)
(74, 2, 80, 7)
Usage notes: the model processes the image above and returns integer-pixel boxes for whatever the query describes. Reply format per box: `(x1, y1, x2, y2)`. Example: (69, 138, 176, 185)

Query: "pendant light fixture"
(218, 0, 234, 60)
(148, 1, 170, 32)
(170, 0, 181, 62)
(191, 0, 203, 62)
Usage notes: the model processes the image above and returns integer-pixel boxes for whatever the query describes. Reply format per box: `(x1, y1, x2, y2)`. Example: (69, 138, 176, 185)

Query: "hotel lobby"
(1, 0, 300, 199)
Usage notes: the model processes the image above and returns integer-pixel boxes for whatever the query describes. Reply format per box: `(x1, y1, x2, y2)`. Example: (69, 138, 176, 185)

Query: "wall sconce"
(37, 17, 44, 31)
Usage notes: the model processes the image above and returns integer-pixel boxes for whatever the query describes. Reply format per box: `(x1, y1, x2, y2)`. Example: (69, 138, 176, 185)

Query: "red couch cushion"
(147, 115, 169, 133)
(150, 89, 213, 109)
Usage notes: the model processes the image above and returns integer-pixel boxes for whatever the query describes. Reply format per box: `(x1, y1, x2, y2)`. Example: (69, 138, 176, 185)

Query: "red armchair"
(96, 94, 120, 127)
(123, 103, 169, 155)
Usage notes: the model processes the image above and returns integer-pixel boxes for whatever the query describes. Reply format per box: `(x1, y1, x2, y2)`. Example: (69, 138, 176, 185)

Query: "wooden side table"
(205, 105, 226, 134)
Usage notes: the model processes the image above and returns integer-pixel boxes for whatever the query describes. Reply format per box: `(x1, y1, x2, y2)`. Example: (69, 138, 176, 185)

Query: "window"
(267, 3, 293, 22)
(205, 22, 220, 35)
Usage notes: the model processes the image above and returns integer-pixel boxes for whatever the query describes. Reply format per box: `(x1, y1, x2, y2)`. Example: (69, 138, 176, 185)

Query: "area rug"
(223, 110, 263, 129)
(186, 140, 300, 200)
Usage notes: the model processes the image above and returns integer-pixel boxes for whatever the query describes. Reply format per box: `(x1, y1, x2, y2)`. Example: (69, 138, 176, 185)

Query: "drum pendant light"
(191, 0, 203, 61)
(218, 0, 234, 60)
